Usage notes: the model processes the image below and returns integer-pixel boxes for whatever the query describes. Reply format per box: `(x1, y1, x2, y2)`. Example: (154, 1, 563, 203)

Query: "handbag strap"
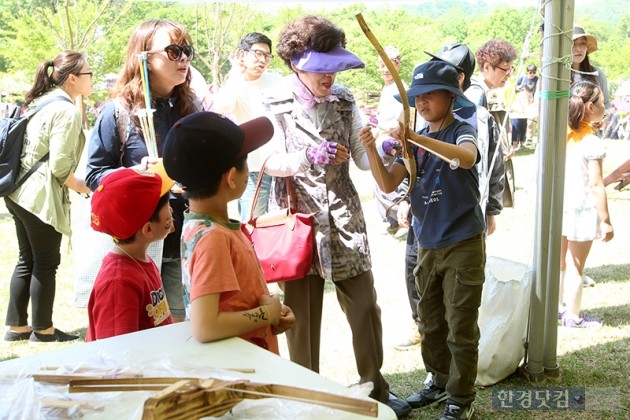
(248, 156, 298, 223)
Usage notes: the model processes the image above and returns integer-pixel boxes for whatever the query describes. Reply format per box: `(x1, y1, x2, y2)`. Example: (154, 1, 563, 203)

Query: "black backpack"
(0, 96, 73, 197)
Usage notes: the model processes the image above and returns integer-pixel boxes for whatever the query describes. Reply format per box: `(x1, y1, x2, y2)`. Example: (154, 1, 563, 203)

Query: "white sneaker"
(582, 276, 596, 287)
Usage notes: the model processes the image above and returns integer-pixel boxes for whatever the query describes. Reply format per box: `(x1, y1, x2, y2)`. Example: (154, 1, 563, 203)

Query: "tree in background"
(1, 0, 131, 75)
(0, 1, 628, 122)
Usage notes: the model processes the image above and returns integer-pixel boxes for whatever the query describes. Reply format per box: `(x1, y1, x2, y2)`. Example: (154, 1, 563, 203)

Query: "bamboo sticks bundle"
(137, 52, 159, 158)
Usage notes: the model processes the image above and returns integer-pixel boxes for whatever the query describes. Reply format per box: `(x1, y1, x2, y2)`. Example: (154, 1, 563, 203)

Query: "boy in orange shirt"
(163, 112, 294, 353)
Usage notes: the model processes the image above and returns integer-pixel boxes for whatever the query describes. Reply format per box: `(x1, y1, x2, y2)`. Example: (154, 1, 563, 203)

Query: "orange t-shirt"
(181, 214, 278, 354)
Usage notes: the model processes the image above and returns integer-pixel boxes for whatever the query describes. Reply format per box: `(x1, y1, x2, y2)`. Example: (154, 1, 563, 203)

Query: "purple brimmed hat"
(290, 45, 365, 73)
(395, 60, 475, 110)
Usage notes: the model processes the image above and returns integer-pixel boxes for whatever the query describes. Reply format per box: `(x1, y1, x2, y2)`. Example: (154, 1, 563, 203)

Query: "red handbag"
(245, 160, 315, 283)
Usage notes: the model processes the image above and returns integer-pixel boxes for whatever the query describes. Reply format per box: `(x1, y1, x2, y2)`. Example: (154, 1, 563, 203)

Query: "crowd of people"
(3, 15, 618, 420)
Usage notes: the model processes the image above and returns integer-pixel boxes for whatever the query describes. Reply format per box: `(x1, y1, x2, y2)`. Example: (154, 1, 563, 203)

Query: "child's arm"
(190, 293, 282, 343)
(359, 126, 408, 193)
(407, 130, 478, 169)
(588, 158, 614, 242)
(271, 304, 295, 335)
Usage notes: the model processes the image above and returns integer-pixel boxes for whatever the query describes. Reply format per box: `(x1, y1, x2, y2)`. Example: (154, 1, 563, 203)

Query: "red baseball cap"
(90, 167, 173, 240)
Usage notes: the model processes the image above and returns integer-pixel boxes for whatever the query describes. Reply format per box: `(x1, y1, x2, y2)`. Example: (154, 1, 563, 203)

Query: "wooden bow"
(356, 13, 416, 195)
(68, 377, 378, 418)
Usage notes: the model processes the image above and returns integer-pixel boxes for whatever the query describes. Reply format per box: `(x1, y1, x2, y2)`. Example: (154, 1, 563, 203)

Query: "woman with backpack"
(4, 50, 93, 342)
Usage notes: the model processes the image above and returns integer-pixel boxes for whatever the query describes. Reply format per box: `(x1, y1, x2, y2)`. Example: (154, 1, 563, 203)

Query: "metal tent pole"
(543, 0, 574, 377)
(526, 0, 563, 382)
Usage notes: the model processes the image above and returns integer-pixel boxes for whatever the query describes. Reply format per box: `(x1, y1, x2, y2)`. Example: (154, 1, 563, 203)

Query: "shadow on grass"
(586, 302, 630, 328)
(585, 263, 630, 283)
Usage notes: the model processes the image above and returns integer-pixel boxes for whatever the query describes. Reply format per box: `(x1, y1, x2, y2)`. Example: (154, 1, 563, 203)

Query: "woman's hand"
(64, 172, 91, 195)
(135, 156, 161, 172)
(382, 138, 402, 157)
(306, 141, 349, 165)
(332, 144, 349, 164)
(486, 214, 496, 236)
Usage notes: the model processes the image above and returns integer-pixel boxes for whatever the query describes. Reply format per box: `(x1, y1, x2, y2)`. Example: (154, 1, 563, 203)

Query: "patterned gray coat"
(263, 78, 372, 282)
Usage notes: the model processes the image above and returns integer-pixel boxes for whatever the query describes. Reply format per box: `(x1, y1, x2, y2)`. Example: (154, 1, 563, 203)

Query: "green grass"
(1, 139, 630, 418)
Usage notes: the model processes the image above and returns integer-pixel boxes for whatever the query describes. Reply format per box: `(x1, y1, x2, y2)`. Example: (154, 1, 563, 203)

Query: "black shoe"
(440, 399, 474, 420)
(4, 330, 32, 342)
(29, 328, 79, 343)
(406, 382, 447, 408)
(386, 392, 412, 418)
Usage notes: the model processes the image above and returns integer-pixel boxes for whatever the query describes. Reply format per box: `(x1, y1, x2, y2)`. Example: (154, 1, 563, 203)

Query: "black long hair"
(571, 54, 598, 86)
(24, 50, 86, 106)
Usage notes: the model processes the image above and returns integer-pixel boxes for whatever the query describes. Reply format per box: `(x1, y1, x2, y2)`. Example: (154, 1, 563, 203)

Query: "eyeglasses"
(495, 64, 515, 74)
(246, 49, 273, 62)
(77, 71, 93, 78)
(146, 44, 195, 61)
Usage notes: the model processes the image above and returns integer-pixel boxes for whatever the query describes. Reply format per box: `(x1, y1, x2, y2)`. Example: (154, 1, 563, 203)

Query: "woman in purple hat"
(262, 15, 411, 418)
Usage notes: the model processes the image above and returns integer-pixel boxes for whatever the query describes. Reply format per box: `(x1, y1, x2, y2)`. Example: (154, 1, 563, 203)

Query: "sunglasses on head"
(146, 44, 194, 61)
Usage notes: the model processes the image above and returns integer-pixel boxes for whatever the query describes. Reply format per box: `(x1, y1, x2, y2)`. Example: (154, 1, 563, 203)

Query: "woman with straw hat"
(571, 25, 611, 110)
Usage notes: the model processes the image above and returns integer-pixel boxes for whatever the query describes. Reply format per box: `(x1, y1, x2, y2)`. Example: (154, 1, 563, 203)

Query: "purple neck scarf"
(292, 73, 338, 109)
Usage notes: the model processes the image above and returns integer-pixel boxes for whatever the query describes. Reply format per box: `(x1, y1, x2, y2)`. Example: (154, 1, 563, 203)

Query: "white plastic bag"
(476, 256, 532, 386)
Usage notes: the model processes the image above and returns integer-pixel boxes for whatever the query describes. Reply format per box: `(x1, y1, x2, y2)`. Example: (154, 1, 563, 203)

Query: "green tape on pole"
(539, 90, 570, 100)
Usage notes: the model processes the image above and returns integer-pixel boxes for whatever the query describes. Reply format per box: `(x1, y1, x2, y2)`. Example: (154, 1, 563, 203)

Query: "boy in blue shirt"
(359, 60, 485, 420)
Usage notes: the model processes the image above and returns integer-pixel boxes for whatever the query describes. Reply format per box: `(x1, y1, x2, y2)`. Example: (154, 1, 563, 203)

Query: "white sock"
(564, 272, 583, 319)
(558, 270, 566, 310)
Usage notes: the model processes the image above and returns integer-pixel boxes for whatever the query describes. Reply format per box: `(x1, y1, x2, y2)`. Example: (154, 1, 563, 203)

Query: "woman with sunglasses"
(85, 20, 201, 322)
(4, 51, 93, 343)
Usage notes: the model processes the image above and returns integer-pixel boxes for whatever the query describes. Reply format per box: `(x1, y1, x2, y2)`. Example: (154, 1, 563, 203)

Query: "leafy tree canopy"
(0, 1, 628, 104)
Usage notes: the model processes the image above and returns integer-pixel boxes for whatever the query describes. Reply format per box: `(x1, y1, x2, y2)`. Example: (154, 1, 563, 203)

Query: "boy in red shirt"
(86, 165, 175, 341)
(162, 112, 294, 354)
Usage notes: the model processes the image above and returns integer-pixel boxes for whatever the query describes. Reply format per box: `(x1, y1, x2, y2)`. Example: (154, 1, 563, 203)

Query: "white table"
(0, 322, 395, 419)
